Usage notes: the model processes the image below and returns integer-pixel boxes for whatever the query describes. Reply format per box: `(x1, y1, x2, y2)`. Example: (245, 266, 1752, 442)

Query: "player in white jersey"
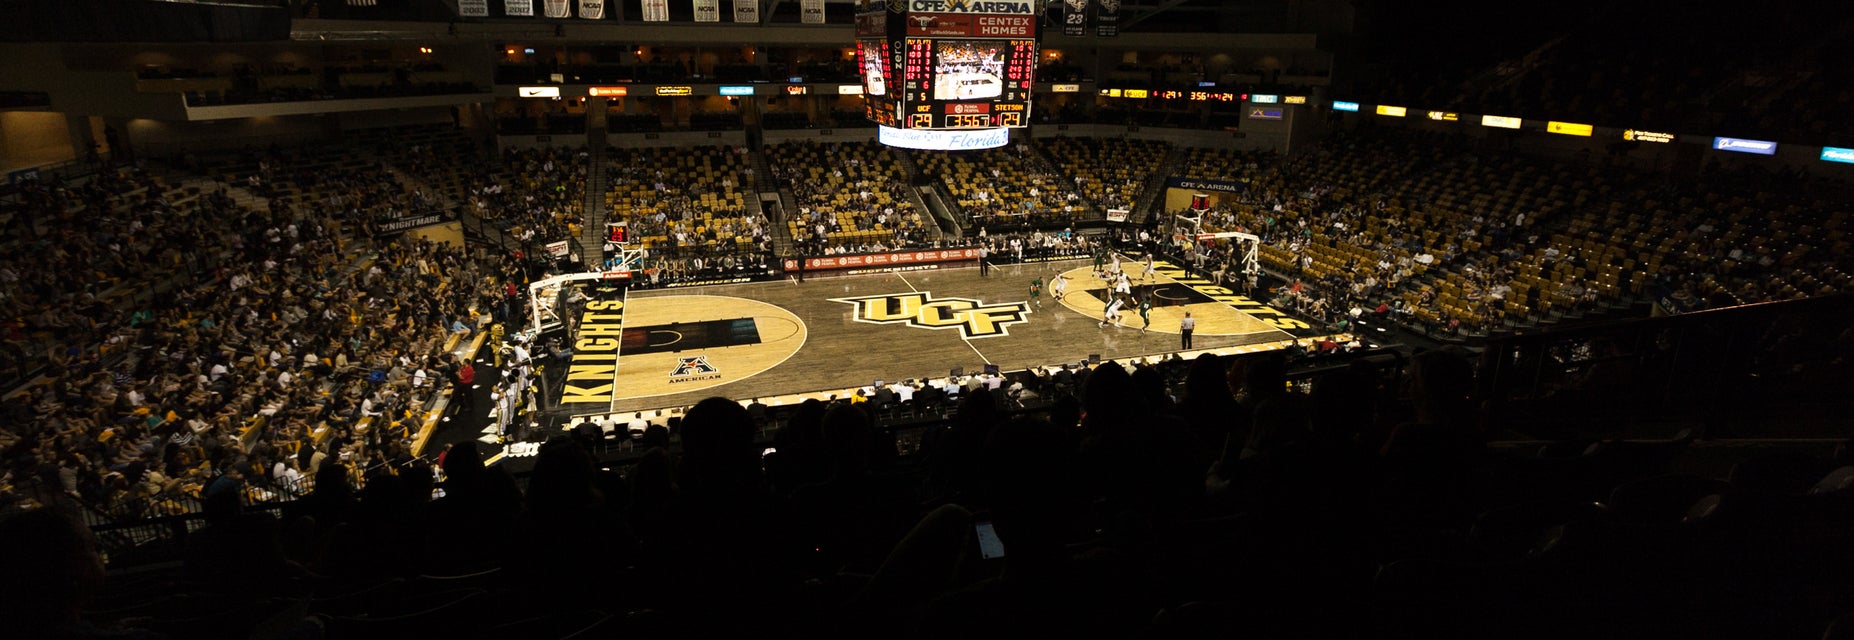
(1100, 295, 1125, 327)
(1113, 273, 1132, 297)
(1052, 273, 1069, 301)
(1141, 253, 1155, 281)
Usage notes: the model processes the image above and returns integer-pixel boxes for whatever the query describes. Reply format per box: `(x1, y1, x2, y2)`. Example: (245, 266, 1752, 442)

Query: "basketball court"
(570, 256, 1321, 416)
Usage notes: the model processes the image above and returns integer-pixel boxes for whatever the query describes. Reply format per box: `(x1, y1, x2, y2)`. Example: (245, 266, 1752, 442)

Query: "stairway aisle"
(1134, 146, 1187, 225)
(747, 145, 799, 258)
(578, 128, 609, 267)
(1024, 138, 1105, 221)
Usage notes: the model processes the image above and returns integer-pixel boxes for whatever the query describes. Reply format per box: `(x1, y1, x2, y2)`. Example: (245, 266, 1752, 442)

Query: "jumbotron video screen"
(856, 0, 1037, 129)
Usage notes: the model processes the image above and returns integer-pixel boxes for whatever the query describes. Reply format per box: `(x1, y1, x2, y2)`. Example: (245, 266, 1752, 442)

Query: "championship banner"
(800, 0, 825, 23)
(458, 0, 489, 16)
(577, 0, 604, 19)
(347, 0, 378, 7)
(733, 0, 758, 22)
(693, 0, 720, 22)
(1062, 0, 1086, 36)
(504, 0, 533, 16)
(543, 0, 570, 17)
(642, 0, 669, 21)
(1094, 0, 1119, 37)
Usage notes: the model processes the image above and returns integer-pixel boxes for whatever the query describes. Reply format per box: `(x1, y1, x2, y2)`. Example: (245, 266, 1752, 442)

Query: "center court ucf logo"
(833, 292, 1030, 339)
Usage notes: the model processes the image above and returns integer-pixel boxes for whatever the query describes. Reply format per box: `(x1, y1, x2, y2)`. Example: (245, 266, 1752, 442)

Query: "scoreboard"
(857, 0, 1037, 130)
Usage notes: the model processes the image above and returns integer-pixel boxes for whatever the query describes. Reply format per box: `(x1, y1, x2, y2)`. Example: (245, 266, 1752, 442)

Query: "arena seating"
(0, 167, 209, 387)
(1177, 127, 1852, 338)
(1041, 136, 1170, 214)
(1177, 147, 1276, 184)
(0, 154, 515, 527)
(476, 146, 588, 246)
(603, 145, 762, 258)
(365, 124, 485, 208)
(766, 140, 932, 251)
(914, 139, 1090, 230)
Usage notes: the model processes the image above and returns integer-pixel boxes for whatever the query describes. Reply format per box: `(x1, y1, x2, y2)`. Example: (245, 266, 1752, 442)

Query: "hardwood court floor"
(607, 258, 1296, 414)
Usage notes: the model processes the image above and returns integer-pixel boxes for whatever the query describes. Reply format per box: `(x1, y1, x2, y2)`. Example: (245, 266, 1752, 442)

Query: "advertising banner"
(376, 214, 447, 236)
(1713, 137, 1777, 155)
(783, 248, 982, 273)
(1164, 177, 1248, 194)
(905, 13, 1034, 37)
(1547, 120, 1593, 136)
(1480, 114, 1522, 129)
(877, 125, 1010, 150)
(906, 0, 1033, 12)
(1623, 129, 1674, 143)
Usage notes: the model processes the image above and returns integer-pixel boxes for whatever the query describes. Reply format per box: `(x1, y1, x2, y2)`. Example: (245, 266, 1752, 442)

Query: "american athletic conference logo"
(668, 355, 721, 384)
(832, 292, 1030, 339)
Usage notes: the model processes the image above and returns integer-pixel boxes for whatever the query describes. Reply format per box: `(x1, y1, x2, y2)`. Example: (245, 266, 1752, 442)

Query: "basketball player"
(1139, 295, 1153, 334)
(1101, 295, 1125, 328)
(1029, 277, 1043, 308)
(1052, 273, 1069, 301)
(1114, 271, 1132, 297)
(1141, 252, 1156, 282)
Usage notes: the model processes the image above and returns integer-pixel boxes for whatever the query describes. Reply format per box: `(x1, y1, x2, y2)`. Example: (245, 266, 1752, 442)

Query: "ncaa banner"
(578, 0, 604, 19)
(543, 0, 570, 17)
(734, 0, 758, 22)
(457, 0, 489, 16)
(693, 0, 720, 22)
(642, 0, 669, 21)
(801, 0, 825, 23)
(347, 0, 377, 6)
(504, 0, 533, 16)
(1094, 0, 1119, 37)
